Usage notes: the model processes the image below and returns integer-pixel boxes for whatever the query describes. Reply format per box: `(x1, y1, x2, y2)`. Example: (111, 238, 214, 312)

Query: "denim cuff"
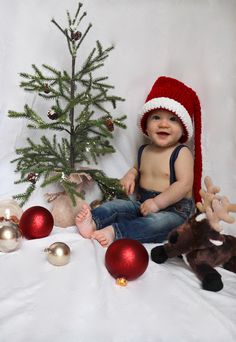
(112, 223, 122, 240)
(91, 214, 102, 230)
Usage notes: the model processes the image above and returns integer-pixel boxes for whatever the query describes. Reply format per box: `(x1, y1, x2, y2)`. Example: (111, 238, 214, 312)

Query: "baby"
(76, 76, 202, 247)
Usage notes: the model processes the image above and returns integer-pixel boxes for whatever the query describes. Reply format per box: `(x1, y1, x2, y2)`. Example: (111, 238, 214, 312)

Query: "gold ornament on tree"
(44, 242, 71, 266)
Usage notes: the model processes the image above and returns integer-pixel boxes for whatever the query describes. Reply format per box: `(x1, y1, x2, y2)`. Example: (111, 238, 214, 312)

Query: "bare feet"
(91, 225, 115, 247)
(75, 204, 96, 238)
(76, 204, 115, 247)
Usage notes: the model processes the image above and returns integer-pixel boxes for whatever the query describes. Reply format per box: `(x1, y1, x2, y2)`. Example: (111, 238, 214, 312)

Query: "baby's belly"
(139, 176, 169, 193)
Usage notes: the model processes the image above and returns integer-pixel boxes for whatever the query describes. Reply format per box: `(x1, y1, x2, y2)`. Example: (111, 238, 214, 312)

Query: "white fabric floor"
(1, 226, 236, 342)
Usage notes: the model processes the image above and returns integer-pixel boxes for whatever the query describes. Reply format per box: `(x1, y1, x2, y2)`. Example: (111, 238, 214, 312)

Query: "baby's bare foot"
(75, 204, 96, 238)
(91, 226, 115, 247)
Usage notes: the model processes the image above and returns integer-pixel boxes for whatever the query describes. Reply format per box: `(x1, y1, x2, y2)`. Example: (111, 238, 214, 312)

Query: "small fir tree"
(8, 2, 127, 207)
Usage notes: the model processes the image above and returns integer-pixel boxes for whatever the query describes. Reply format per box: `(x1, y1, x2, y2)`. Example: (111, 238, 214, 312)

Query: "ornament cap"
(116, 277, 128, 287)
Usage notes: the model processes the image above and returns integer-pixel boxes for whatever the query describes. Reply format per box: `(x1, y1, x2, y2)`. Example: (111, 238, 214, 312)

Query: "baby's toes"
(77, 214, 83, 221)
(100, 239, 109, 247)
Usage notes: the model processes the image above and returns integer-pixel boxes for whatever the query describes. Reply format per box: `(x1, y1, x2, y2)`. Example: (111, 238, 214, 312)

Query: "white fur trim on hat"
(141, 97, 193, 140)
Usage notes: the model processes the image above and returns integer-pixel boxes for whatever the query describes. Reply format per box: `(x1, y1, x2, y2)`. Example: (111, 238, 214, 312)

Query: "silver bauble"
(44, 242, 70, 266)
(0, 221, 22, 252)
(0, 199, 23, 221)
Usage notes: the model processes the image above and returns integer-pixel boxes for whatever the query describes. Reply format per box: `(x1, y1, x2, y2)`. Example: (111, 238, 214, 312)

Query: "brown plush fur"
(151, 214, 236, 291)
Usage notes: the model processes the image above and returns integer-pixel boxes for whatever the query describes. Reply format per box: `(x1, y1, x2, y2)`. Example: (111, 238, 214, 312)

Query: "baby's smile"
(157, 131, 170, 137)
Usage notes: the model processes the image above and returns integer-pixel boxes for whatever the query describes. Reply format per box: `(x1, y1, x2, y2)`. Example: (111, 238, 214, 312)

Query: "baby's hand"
(140, 199, 160, 216)
(120, 175, 135, 195)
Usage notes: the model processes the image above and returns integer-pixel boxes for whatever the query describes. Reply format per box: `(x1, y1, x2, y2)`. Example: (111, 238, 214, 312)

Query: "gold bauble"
(44, 242, 70, 266)
(0, 221, 22, 252)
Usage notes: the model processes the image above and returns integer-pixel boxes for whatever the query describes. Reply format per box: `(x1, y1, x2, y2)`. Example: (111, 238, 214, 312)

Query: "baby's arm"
(140, 147, 194, 216)
(120, 167, 138, 195)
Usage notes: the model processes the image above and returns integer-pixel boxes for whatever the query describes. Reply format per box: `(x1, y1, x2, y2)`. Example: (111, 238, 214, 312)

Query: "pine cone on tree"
(44, 84, 51, 94)
(47, 109, 59, 120)
(71, 31, 82, 41)
(105, 118, 114, 132)
(27, 172, 38, 184)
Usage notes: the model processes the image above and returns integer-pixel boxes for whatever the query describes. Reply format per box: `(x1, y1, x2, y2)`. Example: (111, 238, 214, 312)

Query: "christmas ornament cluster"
(0, 199, 149, 283)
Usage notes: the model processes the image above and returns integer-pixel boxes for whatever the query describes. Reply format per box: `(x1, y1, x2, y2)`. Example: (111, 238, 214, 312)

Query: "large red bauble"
(19, 206, 54, 239)
(105, 239, 149, 281)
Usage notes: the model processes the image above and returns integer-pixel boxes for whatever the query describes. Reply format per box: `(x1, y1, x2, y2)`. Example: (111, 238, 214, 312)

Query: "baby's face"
(146, 109, 183, 147)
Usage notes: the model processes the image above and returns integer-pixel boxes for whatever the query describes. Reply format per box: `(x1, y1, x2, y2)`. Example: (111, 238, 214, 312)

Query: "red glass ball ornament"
(105, 239, 149, 282)
(19, 206, 54, 239)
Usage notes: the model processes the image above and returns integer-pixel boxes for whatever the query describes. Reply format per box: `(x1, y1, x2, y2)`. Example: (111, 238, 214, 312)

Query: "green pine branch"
(9, 105, 69, 132)
(12, 184, 36, 206)
(61, 179, 85, 206)
(81, 169, 128, 201)
(12, 135, 71, 175)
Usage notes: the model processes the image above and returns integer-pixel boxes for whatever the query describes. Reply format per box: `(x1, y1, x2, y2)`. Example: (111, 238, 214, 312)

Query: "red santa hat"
(138, 76, 202, 203)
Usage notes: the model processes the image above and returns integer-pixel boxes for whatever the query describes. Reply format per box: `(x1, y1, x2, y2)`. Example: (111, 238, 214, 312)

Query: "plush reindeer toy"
(151, 177, 236, 292)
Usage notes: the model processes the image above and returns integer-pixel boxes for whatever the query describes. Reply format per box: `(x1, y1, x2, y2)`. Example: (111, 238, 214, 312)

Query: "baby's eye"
(151, 115, 160, 120)
(170, 116, 178, 121)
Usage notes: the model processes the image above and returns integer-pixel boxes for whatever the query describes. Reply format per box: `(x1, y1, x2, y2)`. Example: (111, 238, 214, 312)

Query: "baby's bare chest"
(140, 150, 171, 178)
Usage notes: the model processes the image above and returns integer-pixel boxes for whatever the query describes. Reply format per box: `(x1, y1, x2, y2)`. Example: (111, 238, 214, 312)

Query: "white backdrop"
(1, 0, 236, 215)
(1, 1, 236, 341)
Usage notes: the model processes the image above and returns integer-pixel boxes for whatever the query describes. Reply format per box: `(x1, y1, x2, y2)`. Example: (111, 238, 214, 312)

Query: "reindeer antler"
(196, 176, 236, 213)
(196, 176, 220, 212)
(206, 196, 235, 232)
(197, 176, 236, 231)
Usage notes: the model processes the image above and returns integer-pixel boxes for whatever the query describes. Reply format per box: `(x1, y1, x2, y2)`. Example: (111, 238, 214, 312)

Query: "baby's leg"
(92, 226, 115, 247)
(75, 204, 96, 238)
(92, 199, 140, 227)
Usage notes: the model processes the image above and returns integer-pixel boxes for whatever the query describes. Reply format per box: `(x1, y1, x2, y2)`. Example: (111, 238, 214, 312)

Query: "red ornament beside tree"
(19, 206, 54, 239)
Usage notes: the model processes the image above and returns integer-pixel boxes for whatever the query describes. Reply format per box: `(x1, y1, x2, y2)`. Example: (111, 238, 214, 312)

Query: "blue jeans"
(91, 188, 194, 243)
